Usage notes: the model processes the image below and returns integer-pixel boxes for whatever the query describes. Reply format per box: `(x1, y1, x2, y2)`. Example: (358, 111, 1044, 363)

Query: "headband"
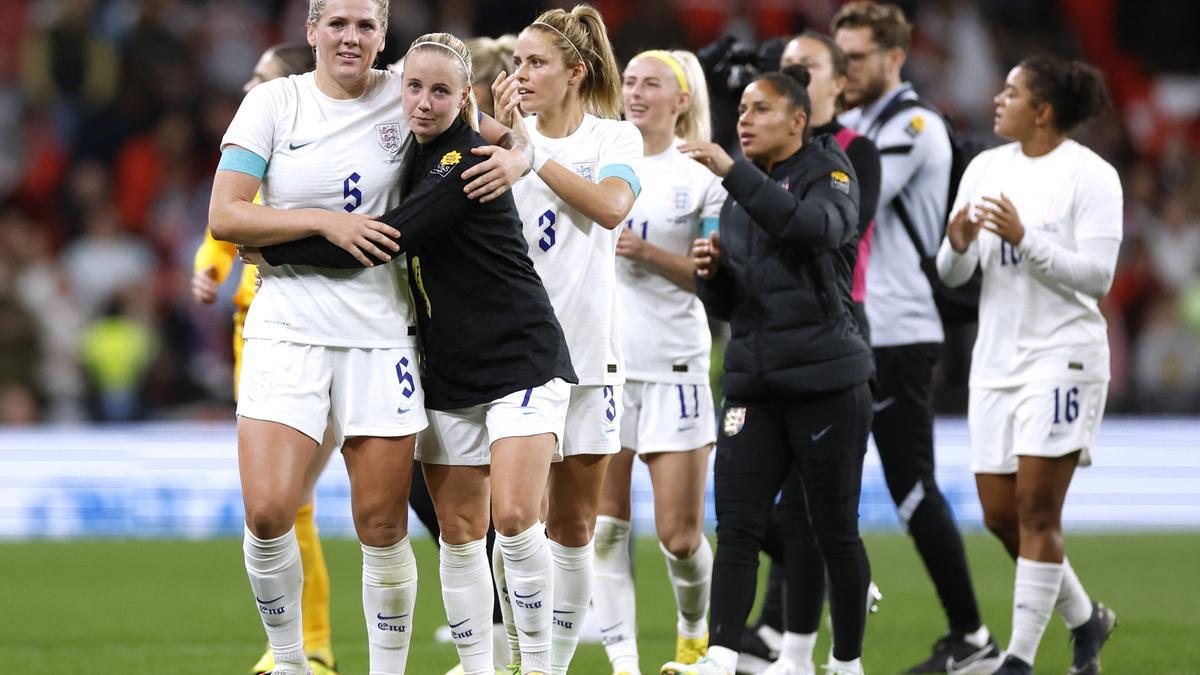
(409, 41, 471, 77)
(635, 50, 689, 94)
(531, 21, 585, 63)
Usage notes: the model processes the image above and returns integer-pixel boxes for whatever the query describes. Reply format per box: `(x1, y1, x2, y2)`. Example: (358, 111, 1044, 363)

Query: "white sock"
(550, 538, 594, 675)
(492, 537, 520, 666)
(1008, 557, 1064, 665)
(828, 656, 862, 673)
(1056, 558, 1093, 629)
(498, 523, 553, 673)
(594, 516, 639, 672)
(243, 526, 307, 673)
(780, 632, 816, 667)
(706, 645, 739, 672)
(493, 623, 511, 669)
(440, 537, 494, 675)
(661, 536, 713, 638)
(963, 625, 991, 648)
(362, 537, 418, 675)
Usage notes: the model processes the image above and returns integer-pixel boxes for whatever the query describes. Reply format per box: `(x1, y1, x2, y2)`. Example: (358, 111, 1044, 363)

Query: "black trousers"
(709, 382, 872, 662)
(870, 343, 982, 635)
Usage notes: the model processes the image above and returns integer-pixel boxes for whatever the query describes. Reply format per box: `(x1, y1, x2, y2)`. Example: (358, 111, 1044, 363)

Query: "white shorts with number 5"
(237, 337, 428, 443)
(968, 381, 1107, 474)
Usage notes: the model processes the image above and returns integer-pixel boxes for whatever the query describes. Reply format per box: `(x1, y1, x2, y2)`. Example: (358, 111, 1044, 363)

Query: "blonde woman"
(491, 5, 642, 674)
(592, 48, 724, 675)
(209, 1, 529, 673)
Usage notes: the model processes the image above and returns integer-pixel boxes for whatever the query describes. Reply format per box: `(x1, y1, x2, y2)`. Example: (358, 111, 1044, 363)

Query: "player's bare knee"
(437, 512, 488, 544)
(660, 525, 702, 559)
(492, 500, 540, 537)
(354, 507, 408, 547)
(546, 518, 594, 547)
(243, 503, 294, 539)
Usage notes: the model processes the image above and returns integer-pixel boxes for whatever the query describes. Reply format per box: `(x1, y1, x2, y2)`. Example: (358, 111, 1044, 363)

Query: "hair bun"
(781, 64, 812, 88)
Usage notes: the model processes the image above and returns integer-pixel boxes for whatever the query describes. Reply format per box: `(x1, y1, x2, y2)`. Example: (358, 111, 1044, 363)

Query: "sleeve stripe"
(599, 163, 641, 199)
(217, 146, 268, 179)
(878, 144, 915, 155)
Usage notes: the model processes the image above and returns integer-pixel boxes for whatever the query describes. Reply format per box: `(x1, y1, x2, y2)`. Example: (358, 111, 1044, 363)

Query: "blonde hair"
(465, 35, 516, 85)
(527, 5, 623, 120)
(630, 49, 712, 143)
(407, 33, 479, 131)
(307, 0, 390, 32)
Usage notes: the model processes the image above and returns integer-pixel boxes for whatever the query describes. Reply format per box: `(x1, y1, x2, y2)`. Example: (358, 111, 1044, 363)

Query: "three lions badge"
(723, 406, 747, 436)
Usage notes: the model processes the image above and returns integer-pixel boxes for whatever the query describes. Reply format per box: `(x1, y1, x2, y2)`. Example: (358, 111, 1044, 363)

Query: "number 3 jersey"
(221, 70, 415, 348)
(617, 144, 726, 384)
(513, 114, 643, 386)
(949, 139, 1123, 387)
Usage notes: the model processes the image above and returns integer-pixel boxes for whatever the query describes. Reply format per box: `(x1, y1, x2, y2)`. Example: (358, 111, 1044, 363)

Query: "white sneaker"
(762, 657, 815, 675)
(661, 656, 731, 675)
(820, 663, 863, 675)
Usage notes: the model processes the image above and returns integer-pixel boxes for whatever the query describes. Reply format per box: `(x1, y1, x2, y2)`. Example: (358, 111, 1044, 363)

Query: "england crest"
(376, 122, 404, 154)
(572, 161, 596, 182)
(723, 406, 747, 436)
(673, 187, 691, 210)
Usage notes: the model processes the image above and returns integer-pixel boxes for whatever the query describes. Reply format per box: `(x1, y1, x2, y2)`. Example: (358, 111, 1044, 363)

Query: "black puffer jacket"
(699, 135, 873, 400)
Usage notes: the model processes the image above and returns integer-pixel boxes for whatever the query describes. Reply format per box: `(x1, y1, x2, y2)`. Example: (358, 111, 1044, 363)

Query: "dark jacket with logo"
(261, 116, 576, 409)
(700, 134, 873, 400)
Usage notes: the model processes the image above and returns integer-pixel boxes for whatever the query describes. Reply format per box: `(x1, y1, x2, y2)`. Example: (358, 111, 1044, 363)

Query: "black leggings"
(709, 383, 872, 662)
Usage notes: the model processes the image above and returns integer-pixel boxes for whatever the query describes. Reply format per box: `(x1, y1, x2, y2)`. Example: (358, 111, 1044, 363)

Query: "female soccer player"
(208, 2, 528, 674)
(191, 42, 342, 675)
(591, 48, 723, 675)
(661, 64, 874, 675)
(245, 32, 577, 675)
(936, 56, 1120, 675)
(491, 6, 642, 673)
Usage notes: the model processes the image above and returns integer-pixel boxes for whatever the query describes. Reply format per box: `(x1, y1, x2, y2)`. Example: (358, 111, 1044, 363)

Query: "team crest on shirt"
(572, 161, 596, 182)
(905, 115, 926, 138)
(723, 406, 747, 436)
(376, 122, 404, 154)
(432, 150, 462, 177)
(673, 187, 692, 210)
(830, 171, 851, 194)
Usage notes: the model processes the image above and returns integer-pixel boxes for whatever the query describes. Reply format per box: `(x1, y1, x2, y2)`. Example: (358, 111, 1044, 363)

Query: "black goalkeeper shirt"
(261, 117, 576, 410)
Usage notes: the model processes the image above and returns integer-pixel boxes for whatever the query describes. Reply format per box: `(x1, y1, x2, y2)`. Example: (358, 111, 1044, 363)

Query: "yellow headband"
(635, 50, 689, 94)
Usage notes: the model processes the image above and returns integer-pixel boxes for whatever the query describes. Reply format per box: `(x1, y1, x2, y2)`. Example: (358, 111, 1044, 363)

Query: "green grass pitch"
(2, 532, 1197, 673)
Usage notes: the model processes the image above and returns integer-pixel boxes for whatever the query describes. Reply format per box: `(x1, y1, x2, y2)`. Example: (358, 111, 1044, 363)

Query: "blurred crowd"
(0, 0, 1197, 424)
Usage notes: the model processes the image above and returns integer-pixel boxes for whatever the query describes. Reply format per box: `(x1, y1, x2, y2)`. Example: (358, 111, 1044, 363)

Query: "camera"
(698, 36, 787, 92)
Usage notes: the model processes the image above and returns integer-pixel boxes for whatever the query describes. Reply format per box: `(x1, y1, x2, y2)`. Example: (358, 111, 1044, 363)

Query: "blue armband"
(701, 217, 719, 238)
(599, 163, 641, 198)
(218, 146, 268, 179)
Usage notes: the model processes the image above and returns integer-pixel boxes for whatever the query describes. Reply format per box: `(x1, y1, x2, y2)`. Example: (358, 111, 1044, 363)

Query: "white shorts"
(968, 381, 1107, 474)
(620, 381, 716, 454)
(237, 338, 428, 443)
(561, 384, 622, 458)
(416, 379, 571, 466)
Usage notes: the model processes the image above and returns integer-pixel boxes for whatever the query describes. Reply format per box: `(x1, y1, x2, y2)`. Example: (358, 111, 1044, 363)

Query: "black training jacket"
(261, 116, 577, 410)
(699, 135, 873, 400)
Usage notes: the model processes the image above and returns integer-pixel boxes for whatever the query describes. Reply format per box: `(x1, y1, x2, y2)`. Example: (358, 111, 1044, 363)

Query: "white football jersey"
(221, 70, 415, 348)
(952, 139, 1123, 387)
(513, 114, 643, 386)
(618, 144, 724, 384)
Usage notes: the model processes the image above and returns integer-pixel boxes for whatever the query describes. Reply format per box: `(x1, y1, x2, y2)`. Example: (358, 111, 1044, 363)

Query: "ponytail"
(529, 5, 623, 119)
